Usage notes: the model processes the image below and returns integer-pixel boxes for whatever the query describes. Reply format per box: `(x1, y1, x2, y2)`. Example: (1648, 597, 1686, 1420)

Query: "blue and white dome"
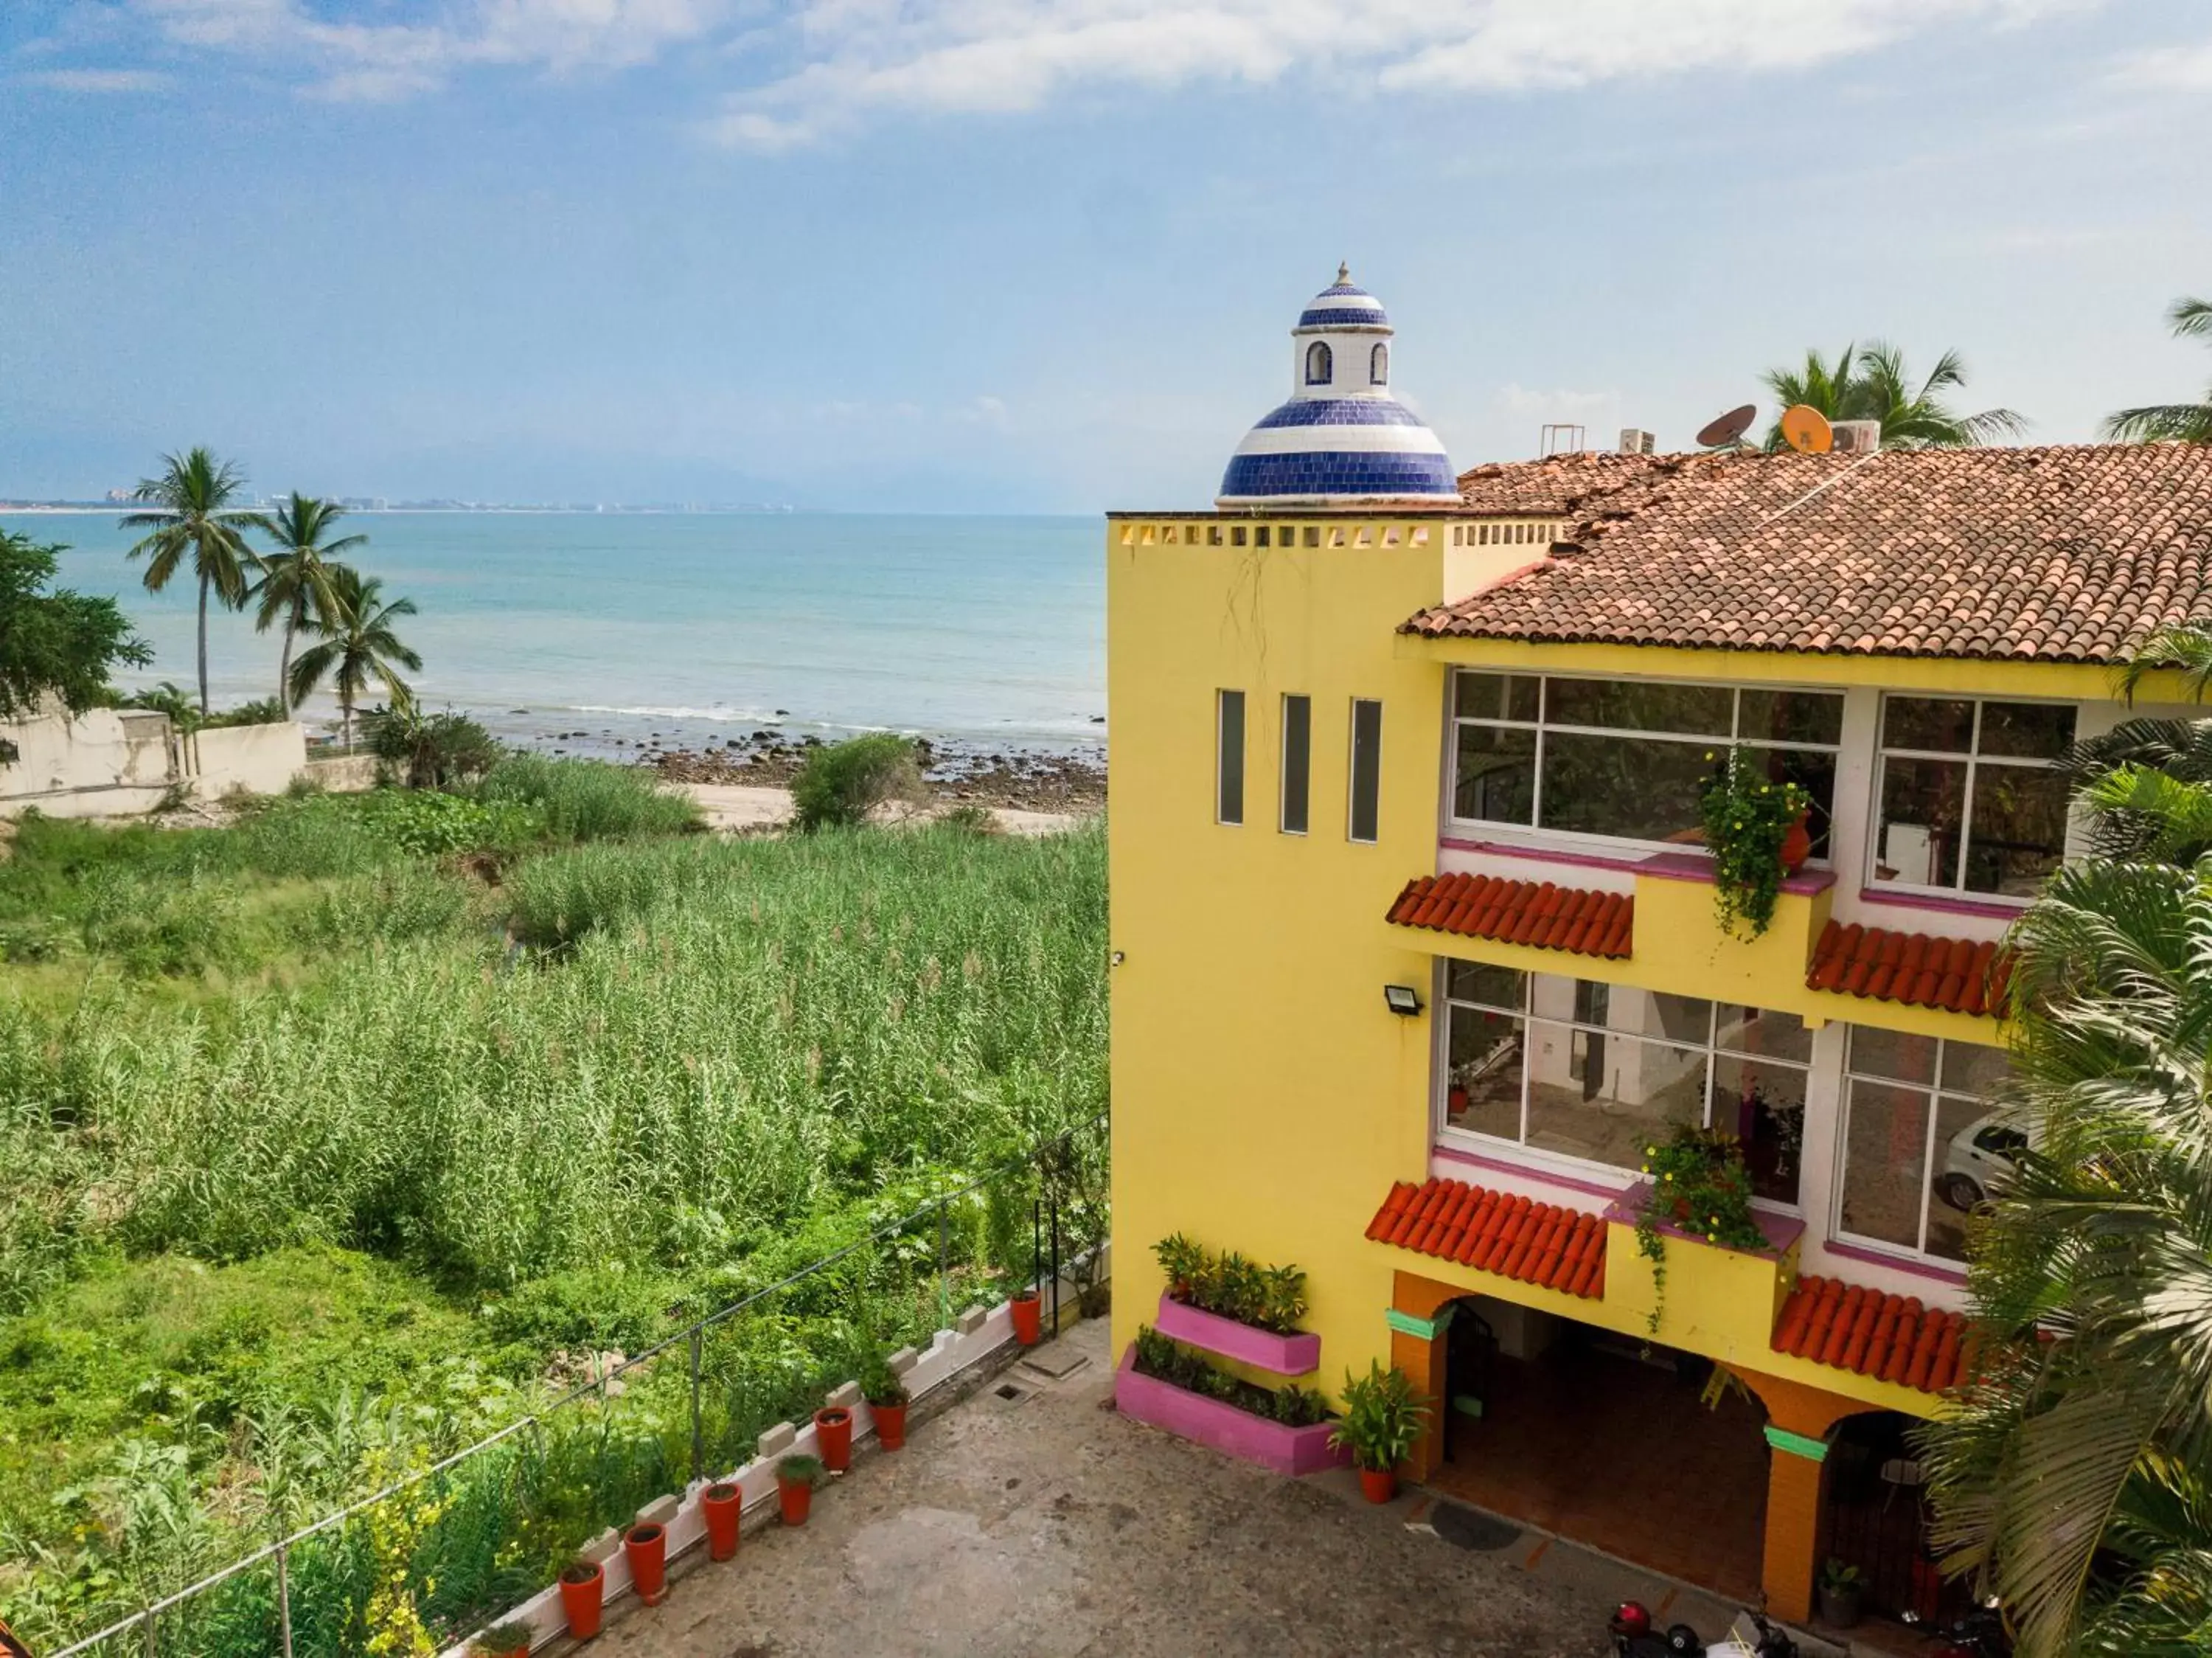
(1217, 265, 1457, 508)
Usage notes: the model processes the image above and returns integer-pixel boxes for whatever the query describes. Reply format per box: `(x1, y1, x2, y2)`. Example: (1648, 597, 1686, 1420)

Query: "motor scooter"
(1607, 1602, 1798, 1658)
(1902, 1604, 2010, 1657)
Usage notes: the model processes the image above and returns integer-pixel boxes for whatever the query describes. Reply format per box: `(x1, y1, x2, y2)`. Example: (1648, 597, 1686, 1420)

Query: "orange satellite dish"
(1779, 404, 1834, 454)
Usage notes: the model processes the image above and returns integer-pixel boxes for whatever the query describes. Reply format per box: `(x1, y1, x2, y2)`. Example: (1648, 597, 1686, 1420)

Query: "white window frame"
(1868, 693, 2077, 902)
(1215, 689, 1245, 826)
(1834, 1028, 2008, 1265)
(1348, 697, 1382, 844)
(1446, 670, 1846, 858)
(1434, 962, 1812, 1211)
(1279, 693, 1311, 836)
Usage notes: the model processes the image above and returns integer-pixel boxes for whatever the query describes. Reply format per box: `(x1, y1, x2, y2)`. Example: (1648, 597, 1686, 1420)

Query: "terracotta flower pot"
(702, 1482, 742, 1561)
(622, 1523, 667, 1607)
(871, 1400, 908, 1451)
(1779, 811, 1812, 873)
(777, 1472, 813, 1527)
(558, 1561, 604, 1641)
(1357, 1467, 1397, 1505)
(813, 1406, 854, 1473)
(1009, 1291, 1043, 1347)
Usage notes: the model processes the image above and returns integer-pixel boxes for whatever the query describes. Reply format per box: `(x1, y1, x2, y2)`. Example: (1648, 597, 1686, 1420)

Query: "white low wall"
(184, 722, 307, 799)
(0, 704, 177, 818)
(442, 1243, 1108, 1658)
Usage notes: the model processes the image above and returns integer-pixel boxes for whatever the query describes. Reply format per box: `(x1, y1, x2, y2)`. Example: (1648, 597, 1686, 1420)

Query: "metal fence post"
(1031, 1193, 1041, 1301)
(276, 1537, 294, 1658)
(1049, 1187, 1062, 1339)
(936, 1193, 949, 1330)
(688, 1326, 705, 1485)
(141, 1607, 155, 1658)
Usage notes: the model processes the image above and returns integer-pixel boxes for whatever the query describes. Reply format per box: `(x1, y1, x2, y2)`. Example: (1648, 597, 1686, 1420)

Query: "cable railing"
(29, 1114, 1108, 1658)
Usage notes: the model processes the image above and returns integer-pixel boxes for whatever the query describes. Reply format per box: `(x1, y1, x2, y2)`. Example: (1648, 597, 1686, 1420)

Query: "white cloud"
(18, 66, 173, 92)
(88, 0, 2096, 130)
(128, 0, 732, 98)
(2107, 35, 2212, 89)
(706, 0, 2084, 149)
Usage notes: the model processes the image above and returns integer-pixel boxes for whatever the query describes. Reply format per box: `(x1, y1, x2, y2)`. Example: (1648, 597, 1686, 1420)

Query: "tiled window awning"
(1366, 1178, 1607, 1300)
(1805, 922, 2010, 1017)
(1385, 873, 1632, 960)
(1771, 1274, 1970, 1396)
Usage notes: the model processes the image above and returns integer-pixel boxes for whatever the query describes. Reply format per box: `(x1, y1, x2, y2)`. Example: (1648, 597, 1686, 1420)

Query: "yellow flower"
(1710, 1214, 1720, 1225)
(1640, 1164, 1651, 1173)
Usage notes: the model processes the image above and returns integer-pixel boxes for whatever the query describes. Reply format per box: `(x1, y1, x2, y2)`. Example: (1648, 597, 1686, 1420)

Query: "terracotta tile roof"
(1806, 922, 2011, 1017)
(1771, 1274, 1972, 1396)
(1455, 451, 1677, 518)
(1413, 443, 2212, 662)
(1366, 1178, 1607, 1300)
(1386, 872, 1632, 959)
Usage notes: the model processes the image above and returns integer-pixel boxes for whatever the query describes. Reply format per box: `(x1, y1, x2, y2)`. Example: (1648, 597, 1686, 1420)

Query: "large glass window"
(1279, 695, 1311, 836)
(1837, 1030, 2013, 1263)
(1873, 696, 2075, 897)
(1349, 698, 1382, 844)
(1450, 672, 1843, 854)
(1441, 965, 1811, 1203)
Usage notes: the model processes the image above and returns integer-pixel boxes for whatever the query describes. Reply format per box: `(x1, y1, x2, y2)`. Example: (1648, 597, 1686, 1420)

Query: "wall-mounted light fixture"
(1382, 984, 1422, 1017)
(1110, 951, 1126, 967)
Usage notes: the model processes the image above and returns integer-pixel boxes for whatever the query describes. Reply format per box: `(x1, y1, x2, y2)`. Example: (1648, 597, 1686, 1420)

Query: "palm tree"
(2104, 296, 2212, 443)
(286, 567, 422, 749)
(1916, 637, 2212, 1654)
(246, 494, 364, 716)
(1761, 341, 2025, 449)
(120, 448, 261, 716)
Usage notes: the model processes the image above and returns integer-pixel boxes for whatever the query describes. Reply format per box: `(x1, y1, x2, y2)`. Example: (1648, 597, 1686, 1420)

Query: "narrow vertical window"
(1280, 696, 1312, 835)
(1349, 698, 1382, 843)
(1216, 690, 1246, 825)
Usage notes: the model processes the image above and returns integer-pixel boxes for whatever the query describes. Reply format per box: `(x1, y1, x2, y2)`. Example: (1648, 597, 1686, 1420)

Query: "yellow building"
(1105, 271, 2212, 1626)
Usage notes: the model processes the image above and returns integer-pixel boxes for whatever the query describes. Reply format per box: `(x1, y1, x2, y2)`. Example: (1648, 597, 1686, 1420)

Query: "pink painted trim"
(1114, 1349, 1348, 1477)
(1437, 837, 1647, 874)
(1436, 837, 1834, 894)
(1432, 1142, 1623, 1204)
(1823, 1238, 1969, 1287)
(1602, 1179, 1806, 1257)
(1639, 850, 1837, 895)
(1155, 1295, 1321, 1377)
(1857, 886, 2027, 921)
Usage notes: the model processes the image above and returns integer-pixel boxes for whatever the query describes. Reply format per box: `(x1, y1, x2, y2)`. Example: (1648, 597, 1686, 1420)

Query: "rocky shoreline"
(642, 729, 1106, 814)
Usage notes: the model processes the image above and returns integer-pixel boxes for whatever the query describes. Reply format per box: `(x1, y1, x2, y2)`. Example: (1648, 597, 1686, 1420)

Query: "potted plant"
(558, 1558, 605, 1641)
(1153, 1232, 1206, 1302)
(1817, 1558, 1865, 1628)
(1009, 1288, 1043, 1346)
(701, 1480, 742, 1561)
(861, 1355, 911, 1451)
(813, 1403, 854, 1472)
(1696, 747, 1812, 938)
(622, 1521, 667, 1607)
(1329, 1361, 1428, 1504)
(470, 1620, 535, 1658)
(1634, 1125, 1767, 1336)
(776, 1452, 821, 1527)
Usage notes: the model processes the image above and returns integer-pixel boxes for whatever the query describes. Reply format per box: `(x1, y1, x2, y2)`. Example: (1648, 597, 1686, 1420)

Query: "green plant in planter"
(1696, 747, 1812, 938)
(1634, 1125, 1767, 1337)
(1155, 1232, 1206, 1300)
(1150, 1234, 1309, 1333)
(1329, 1362, 1428, 1474)
(470, 1620, 536, 1658)
(777, 1452, 823, 1486)
(859, 1351, 909, 1408)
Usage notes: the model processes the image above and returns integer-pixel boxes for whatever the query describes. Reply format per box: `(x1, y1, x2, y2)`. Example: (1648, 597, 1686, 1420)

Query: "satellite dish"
(1779, 404, 1834, 454)
(1696, 404, 1758, 449)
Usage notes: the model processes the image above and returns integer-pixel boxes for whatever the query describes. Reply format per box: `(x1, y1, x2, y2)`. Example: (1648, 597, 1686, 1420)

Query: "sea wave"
(566, 704, 785, 722)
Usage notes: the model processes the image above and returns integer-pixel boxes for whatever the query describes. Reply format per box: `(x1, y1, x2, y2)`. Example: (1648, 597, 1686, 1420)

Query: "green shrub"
(202, 698, 288, 730)
(366, 708, 503, 789)
(790, 735, 922, 832)
(471, 754, 700, 843)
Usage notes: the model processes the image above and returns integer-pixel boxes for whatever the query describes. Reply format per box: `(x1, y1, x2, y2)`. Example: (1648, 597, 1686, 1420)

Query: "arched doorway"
(1429, 1294, 1771, 1602)
(1822, 1410, 1975, 1631)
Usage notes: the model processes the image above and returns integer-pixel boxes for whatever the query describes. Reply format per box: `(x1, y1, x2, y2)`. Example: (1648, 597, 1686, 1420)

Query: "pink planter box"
(1115, 1348, 1346, 1477)
(1155, 1294, 1321, 1376)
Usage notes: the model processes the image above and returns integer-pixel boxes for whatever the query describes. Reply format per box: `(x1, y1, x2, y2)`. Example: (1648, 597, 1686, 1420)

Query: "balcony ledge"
(1601, 1179, 1806, 1258)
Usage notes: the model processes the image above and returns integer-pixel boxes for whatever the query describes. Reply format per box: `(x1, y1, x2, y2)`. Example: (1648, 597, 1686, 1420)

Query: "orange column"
(1736, 1366, 1863, 1624)
(1388, 1272, 1459, 1481)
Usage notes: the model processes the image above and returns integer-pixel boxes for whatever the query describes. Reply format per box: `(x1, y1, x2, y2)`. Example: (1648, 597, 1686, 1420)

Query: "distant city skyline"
(4, 1, 2209, 512)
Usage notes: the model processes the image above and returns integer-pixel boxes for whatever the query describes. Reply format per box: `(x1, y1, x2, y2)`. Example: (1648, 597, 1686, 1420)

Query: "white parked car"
(1939, 1114, 2032, 1210)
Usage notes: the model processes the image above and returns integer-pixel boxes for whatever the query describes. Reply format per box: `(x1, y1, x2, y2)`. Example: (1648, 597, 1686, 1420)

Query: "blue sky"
(2, 0, 2208, 512)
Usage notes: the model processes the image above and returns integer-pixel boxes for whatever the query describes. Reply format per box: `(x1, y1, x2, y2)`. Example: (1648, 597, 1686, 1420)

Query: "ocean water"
(5, 512, 1105, 756)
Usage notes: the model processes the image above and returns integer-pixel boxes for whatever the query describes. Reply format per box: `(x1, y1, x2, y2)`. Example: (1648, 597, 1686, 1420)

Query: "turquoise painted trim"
(1385, 1306, 1453, 1340)
(1764, 1425, 1830, 1462)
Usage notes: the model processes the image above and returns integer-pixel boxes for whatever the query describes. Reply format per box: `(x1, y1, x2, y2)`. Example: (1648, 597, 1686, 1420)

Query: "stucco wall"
(0, 704, 178, 816)
(184, 722, 308, 799)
